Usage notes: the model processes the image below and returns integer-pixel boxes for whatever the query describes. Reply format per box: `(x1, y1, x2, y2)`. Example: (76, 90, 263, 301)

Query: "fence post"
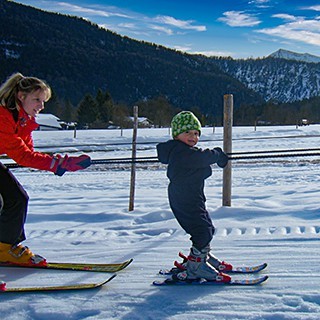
(129, 106, 138, 211)
(222, 94, 233, 206)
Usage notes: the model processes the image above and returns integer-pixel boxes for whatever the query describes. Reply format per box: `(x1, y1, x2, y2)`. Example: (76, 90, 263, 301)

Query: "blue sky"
(13, 0, 320, 58)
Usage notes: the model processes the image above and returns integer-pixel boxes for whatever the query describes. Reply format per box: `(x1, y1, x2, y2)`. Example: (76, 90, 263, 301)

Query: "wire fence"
(4, 148, 320, 169)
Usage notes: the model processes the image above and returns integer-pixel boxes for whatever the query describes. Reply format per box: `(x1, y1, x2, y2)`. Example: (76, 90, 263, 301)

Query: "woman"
(0, 73, 91, 266)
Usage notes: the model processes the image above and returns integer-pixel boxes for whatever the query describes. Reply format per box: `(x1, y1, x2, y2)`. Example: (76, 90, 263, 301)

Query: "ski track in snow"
(1, 126, 320, 320)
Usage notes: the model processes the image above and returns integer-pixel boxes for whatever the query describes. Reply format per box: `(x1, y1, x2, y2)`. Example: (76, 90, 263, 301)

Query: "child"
(157, 111, 231, 282)
(0, 72, 91, 266)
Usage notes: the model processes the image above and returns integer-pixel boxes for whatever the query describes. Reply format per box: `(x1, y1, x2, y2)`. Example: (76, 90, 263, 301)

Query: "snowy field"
(1, 124, 320, 320)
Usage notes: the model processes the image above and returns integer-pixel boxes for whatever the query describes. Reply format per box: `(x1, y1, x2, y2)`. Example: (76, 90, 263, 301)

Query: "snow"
(35, 114, 62, 130)
(1, 124, 320, 320)
(269, 49, 320, 64)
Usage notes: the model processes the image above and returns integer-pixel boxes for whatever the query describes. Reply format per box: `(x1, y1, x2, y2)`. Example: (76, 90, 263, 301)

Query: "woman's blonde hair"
(0, 72, 51, 111)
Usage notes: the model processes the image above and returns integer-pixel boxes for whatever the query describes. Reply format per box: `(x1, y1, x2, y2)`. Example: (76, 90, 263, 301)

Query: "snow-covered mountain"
(269, 49, 320, 64)
(209, 50, 320, 103)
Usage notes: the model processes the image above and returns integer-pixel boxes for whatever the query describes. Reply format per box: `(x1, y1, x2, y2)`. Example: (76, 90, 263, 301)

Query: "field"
(1, 125, 319, 320)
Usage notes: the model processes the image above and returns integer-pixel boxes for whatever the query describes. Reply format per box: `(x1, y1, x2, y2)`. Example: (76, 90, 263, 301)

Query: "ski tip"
(120, 258, 133, 270)
(255, 275, 269, 285)
(248, 275, 269, 285)
(101, 273, 117, 285)
(256, 262, 268, 272)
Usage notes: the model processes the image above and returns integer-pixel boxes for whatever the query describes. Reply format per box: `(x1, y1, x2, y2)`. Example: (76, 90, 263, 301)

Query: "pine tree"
(77, 94, 98, 128)
(95, 89, 114, 125)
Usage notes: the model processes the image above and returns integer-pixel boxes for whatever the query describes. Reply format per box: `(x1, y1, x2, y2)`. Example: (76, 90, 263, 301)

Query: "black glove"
(213, 147, 229, 168)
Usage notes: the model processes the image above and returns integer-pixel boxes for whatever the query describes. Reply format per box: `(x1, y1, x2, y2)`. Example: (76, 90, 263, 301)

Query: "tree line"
(44, 87, 320, 129)
(44, 89, 184, 129)
(235, 96, 320, 126)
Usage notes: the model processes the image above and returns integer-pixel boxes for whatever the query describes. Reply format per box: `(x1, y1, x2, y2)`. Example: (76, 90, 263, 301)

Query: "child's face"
(17, 89, 47, 118)
(176, 130, 200, 147)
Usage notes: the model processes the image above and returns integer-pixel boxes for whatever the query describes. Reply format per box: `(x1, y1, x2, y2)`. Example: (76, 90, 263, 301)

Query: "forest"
(45, 88, 320, 129)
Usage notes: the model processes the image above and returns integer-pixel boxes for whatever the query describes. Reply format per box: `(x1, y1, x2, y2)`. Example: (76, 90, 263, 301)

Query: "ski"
(0, 258, 133, 273)
(153, 275, 268, 286)
(159, 262, 267, 275)
(0, 274, 116, 293)
(227, 263, 268, 274)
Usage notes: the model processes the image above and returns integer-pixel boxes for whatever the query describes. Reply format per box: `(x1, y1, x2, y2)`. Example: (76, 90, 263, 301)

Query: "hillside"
(0, 0, 262, 119)
(209, 56, 320, 103)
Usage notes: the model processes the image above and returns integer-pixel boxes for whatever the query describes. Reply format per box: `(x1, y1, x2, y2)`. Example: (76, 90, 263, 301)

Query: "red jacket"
(0, 106, 54, 171)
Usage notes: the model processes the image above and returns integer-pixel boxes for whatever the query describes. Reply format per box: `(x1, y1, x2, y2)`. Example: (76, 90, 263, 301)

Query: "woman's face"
(18, 89, 47, 117)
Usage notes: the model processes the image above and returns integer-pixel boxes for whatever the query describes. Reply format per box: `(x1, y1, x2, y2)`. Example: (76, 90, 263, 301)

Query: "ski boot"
(174, 251, 233, 273)
(174, 246, 231, 283)
(207, 252, 233, 272)
(0, 242, 47, 267)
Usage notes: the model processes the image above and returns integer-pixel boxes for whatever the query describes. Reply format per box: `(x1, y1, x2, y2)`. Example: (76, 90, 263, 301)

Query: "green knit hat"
(171, 111, 202, 138)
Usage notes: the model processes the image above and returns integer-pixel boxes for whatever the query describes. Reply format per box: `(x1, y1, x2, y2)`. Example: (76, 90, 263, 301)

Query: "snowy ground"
(0, 124, 319, 320)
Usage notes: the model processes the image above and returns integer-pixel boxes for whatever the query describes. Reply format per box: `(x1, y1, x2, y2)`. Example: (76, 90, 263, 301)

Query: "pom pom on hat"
(171, 111, 202, 138)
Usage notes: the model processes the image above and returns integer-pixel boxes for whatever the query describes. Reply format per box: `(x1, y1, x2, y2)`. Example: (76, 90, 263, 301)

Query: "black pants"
(0, 163, 29, 245)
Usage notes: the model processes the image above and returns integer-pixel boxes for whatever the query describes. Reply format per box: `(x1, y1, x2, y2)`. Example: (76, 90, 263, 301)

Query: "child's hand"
(213, 147, 229, 168)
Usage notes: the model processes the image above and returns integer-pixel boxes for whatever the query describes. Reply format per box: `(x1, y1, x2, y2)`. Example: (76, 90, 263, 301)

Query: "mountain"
(209, 55, 320, 103)
(1, 0, 319, 116)
(269, 49, 320, 64)
(0, 0, 262, 120)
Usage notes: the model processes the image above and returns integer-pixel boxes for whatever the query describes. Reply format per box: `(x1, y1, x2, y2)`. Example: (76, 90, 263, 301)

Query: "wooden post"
(129, 106, 138, 211)
(222, 94, 233, 206)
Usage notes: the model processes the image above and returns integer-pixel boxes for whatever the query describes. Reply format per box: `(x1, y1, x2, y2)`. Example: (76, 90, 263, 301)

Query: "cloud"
(272, 14, 299, 21)
(248, 0, 271, 8)
(249, 0, 270, 4)
(218, 11, 261, 27)
(154, 15, 206, 32)
(150, 24, 174, 36)
(171, 45, 234, 58)
(256, 15, 320, 46)
(56, 2, 207, 35)
(303, 5, 320, 12)
(55, 2, 130, 18)
(191, 50, 234, 57)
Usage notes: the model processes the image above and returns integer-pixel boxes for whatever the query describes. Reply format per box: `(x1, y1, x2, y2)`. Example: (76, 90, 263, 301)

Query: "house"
(35, 114, 63, 130)
(299, 119, 309, 126)
(127, 116, 153, 128)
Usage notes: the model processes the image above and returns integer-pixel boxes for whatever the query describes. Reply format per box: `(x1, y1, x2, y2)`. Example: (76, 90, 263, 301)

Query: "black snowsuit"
(157, 139, 222, 250)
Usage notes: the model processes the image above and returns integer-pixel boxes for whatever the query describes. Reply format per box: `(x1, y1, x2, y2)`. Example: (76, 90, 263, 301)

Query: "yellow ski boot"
(0, 242, 46, 266)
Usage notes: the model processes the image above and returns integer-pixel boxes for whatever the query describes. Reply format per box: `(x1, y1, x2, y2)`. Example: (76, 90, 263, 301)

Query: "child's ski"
(153, 275, 268, 286)
(159, 262, 267, 275)
(0, 258, 133, 273)
(0, 274, 116, 293)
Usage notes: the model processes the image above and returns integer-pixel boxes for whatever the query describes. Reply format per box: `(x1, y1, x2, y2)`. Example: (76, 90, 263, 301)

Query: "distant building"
(127, 116, 153, 128)
(299, 119, 309, 126)
(36, 114, 63, 130)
